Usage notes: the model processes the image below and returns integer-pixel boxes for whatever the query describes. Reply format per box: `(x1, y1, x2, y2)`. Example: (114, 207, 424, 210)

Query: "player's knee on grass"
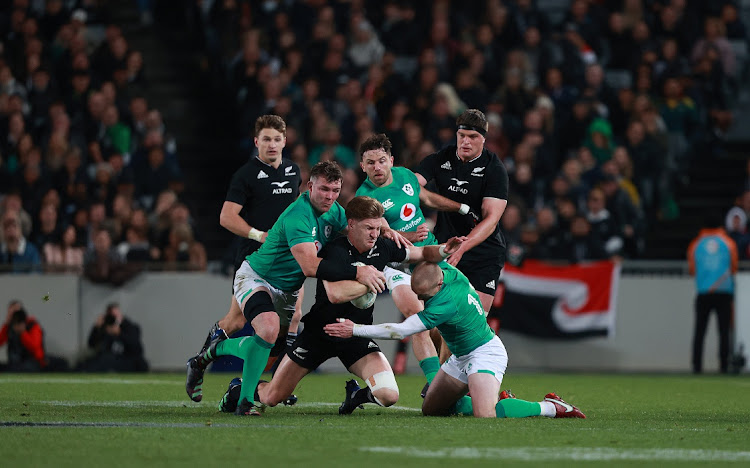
(367, 370, 399, 407)
(259, 383, 285, 407)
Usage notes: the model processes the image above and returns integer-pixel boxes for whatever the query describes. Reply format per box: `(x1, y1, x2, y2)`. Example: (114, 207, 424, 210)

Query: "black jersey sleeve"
(483, 154, 509, 200)
(382, 238, 408, 264)
(225, 164, 252, 205)
(414, 151, 438, 183)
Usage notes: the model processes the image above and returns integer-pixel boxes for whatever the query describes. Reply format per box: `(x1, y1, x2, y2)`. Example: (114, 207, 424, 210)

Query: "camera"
(104, 312, 117, 326)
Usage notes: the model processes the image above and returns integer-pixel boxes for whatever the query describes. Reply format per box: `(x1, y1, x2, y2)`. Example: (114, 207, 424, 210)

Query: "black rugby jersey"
(415, 146, 508, 263)
(225, 156, 301, 266)
(302, 235, 407, 333)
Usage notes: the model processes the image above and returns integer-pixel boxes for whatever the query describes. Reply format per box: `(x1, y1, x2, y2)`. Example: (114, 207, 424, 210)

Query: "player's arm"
(446, 197, 507, 266)
(405, 236, 467, 263)
(324, 314, 427, 340)
(291, 243, 386, 293)
(419, 187, 470, 215)
(219, 201, 266, 242)
(323, 280, 370, 304)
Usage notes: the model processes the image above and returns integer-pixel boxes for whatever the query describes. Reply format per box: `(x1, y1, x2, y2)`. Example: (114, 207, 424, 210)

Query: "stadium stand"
(1, 0, 749, 269)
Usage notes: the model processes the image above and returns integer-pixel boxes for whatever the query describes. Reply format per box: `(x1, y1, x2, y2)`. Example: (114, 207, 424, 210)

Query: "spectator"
(78, 303, 148, 372)
(83, 228, 136, 286)
(0, 209, 42, 273)
(43, 224, 85, 272)
(161, 222, 206, 271)
(725, 206, 750, 259)
(0, 300, 68, 371)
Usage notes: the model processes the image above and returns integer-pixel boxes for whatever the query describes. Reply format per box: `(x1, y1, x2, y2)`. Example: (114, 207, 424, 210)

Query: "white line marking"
(39, 400, 421, 411)
(360, 447, 750, 462)
(0, 377, 177, 385)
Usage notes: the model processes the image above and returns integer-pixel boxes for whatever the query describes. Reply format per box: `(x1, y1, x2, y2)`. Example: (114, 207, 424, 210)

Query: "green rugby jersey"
(356, 166, 437, 247)
(247, 191, 347, 291)
(417, 263, 496, 356)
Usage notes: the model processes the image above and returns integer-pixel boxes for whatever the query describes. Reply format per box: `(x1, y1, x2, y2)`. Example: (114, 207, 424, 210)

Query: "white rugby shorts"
(441, 335, 508, 385)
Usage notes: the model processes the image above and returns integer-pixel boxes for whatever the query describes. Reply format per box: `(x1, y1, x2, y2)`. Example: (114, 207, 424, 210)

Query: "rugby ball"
(351, 291, 377, 309)
(350, 261, 376, 309)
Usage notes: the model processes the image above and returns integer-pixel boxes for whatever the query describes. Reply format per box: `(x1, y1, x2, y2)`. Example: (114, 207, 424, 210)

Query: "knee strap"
(243, 291, 274, 322)
(366, 370, 399, 406)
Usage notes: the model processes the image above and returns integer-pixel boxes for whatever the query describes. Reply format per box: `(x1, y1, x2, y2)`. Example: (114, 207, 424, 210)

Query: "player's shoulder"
(392, 165, 418, 181)
(481, 149, 505, 168)
(280, 158, 301, 173)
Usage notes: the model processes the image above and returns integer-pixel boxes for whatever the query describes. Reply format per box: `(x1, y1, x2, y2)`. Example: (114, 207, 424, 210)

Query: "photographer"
(0, 300, 67, 371)
(79, 303, 148, 372)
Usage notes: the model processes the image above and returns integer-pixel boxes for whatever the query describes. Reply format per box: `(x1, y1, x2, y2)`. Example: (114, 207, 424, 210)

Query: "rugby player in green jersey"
(325, 262, 586, 419)
(355, 134, 475, 390)
(187, 162, 406, 415)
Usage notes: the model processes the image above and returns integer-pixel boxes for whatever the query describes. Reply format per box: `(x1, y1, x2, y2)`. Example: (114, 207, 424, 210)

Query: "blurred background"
(0, 0, 748, 374)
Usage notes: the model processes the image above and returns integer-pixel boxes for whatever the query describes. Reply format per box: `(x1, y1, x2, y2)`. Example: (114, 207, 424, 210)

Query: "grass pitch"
(1, 372, 749, 467)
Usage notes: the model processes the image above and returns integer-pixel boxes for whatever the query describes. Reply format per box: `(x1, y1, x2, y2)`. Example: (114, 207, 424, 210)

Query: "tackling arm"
(324, 314, 428, 340)
(419, 186, 466, 213)
(456, 197, 507, 253)
(291, 242, 386, 293)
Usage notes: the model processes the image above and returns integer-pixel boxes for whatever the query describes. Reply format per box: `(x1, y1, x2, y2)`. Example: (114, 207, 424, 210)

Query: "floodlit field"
(1, 372, 749, 467)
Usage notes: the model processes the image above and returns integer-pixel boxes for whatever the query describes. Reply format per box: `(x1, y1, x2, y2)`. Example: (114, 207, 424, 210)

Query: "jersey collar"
(454, 148, 484, 164)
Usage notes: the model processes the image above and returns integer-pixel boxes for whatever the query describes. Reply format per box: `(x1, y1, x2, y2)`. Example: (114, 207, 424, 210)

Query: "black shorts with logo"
(286, 326, 382, 371)
(458, 255, 503, 296)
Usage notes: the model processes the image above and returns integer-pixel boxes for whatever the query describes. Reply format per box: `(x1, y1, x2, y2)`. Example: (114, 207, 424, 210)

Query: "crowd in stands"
(188, 0, 746, 265)
(1, 0, 748, 275)
(0, 0, 205, 277)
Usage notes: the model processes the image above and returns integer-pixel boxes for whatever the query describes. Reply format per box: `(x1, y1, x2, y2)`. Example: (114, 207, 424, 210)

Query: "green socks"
(453, 396, 543, 418)
(495, 399, 542, 418)
(217, 334, 274, 404)
(418, 356, 440, 383)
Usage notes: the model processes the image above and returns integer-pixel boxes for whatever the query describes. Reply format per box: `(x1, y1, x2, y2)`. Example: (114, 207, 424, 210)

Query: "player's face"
(456, 129, 485, 161)
(308, 176, 342, 213)
(360, 149, 394, 187)
(255, 128, 286, 165)
(348, 217, 381, 252)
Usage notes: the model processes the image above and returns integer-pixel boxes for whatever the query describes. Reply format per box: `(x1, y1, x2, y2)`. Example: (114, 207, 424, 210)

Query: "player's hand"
(260, 231, 268, 243)
(356, 265, 386, 293)
(324, 318, 354, 338)
(414, 224, 430, 242)
(446, 243, 467, 267)
(443, 236, 467, 255)
(381, 227, 412, 249)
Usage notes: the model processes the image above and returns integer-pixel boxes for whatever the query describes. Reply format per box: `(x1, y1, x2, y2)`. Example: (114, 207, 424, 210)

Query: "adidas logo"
(368, 341, 378, 349)
(441, 161, 452, 170)
(486, 280, 496, 289)
(257, 170, 268, 179)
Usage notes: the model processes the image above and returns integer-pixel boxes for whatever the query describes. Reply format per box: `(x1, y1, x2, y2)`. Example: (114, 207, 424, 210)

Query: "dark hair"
(254, 114, 287, 137)
(456, 109, 489, 133)
(358, 133, 392, 160)
(11, 308, 27, 325)
(309, 161, 343, 183)
(345, 196, 384, 221)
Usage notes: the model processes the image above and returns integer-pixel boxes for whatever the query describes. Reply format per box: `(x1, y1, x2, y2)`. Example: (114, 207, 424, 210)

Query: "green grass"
(1, 372, 749, 467)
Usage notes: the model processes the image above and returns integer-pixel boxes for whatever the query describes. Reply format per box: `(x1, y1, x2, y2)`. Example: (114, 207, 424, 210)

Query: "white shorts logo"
(400, 203, 417, 221)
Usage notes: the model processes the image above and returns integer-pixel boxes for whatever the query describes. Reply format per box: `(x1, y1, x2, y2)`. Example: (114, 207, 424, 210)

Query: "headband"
(457, 124, 487, 136)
